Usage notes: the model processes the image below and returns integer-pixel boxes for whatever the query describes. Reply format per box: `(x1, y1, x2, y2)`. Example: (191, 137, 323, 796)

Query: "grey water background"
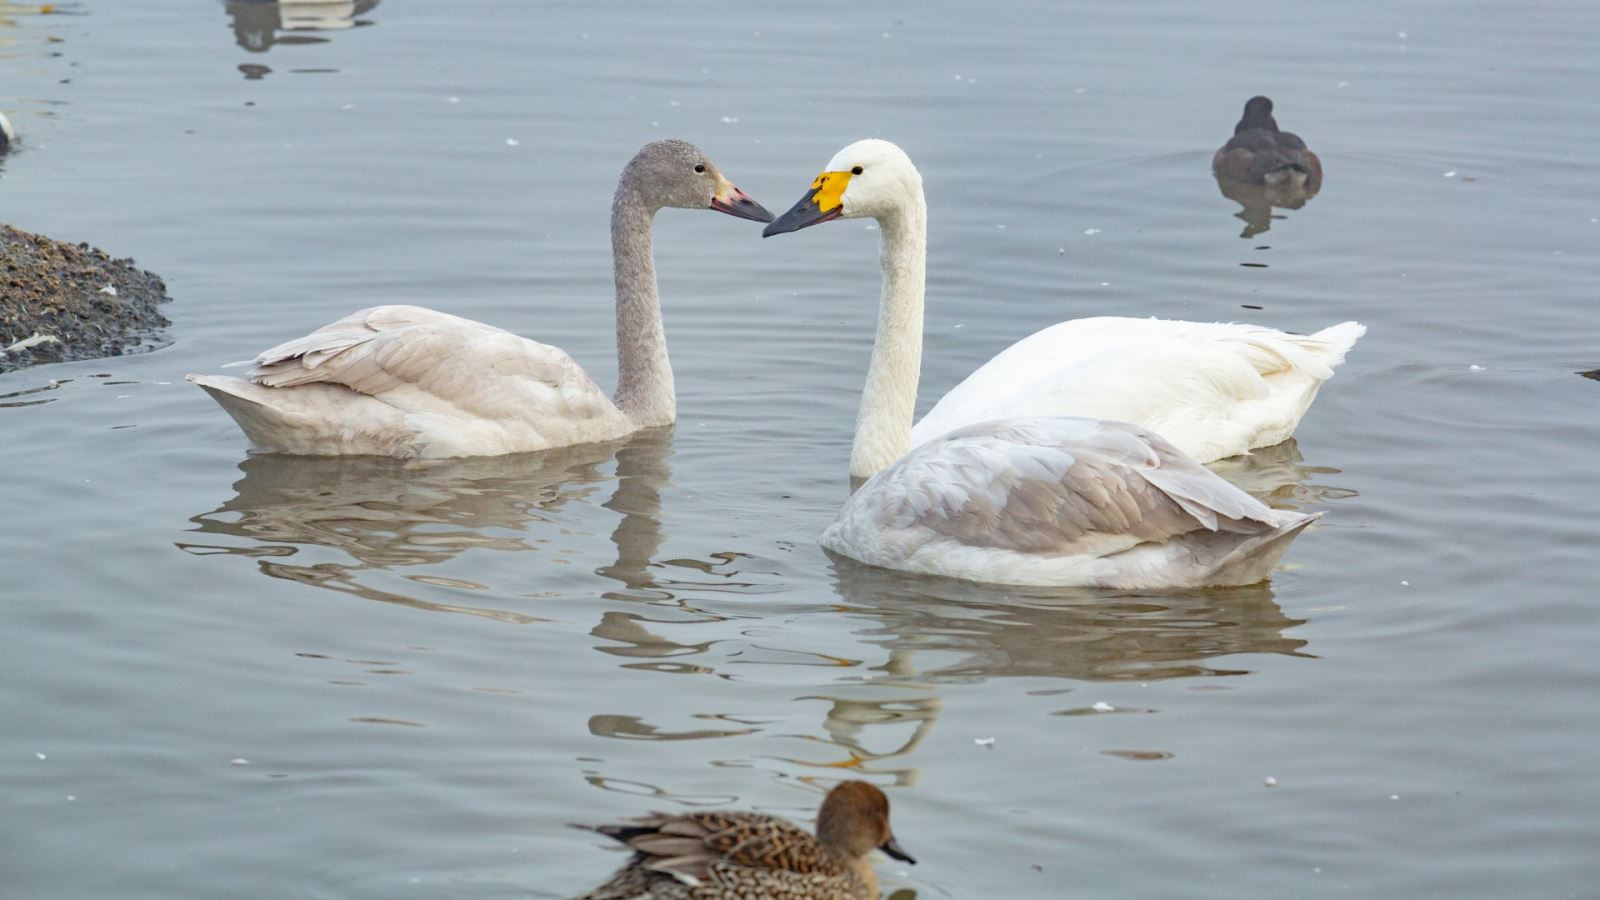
(3, 1, 1598, 897)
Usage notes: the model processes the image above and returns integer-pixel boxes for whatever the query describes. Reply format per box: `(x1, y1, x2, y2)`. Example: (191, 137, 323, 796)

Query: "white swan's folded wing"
(910, 317, 1365, 463)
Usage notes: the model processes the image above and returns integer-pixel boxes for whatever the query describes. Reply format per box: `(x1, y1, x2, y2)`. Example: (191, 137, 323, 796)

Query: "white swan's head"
(620, 139, 774, 223)
(763, 139, 922, 236)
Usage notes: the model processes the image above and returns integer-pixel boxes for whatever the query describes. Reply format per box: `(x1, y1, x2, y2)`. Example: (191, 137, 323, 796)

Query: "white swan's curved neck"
(850, 189, 927, 479)
(610, 187, 675, 427)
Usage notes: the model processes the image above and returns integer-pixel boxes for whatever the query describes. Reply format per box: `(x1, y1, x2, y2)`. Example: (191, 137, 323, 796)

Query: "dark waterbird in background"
(1212, 95, 1322, 236)
(1213, 95, 1323, 192)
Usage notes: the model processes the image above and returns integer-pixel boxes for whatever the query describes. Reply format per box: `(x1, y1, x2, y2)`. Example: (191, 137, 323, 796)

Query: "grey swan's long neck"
(610, 182, 675, 428)
(850, 187, 928, 480)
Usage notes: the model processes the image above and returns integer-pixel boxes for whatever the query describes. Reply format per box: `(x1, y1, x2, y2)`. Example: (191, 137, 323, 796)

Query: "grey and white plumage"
(189, 139, 772, 457)
(825, 417, 1318, 589)
(191, 304, 631, 457)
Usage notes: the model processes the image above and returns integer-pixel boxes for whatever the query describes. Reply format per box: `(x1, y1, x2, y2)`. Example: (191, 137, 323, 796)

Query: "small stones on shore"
(0, 223, 172, 372)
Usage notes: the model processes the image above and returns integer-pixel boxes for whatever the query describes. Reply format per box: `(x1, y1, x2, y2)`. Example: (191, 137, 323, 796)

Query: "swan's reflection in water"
(222, 0, 378, 57)
(1206, 438, 1354, 509)
(180, 430, 675, 620)
(831, 560, 1310, 683)
(778, 694, 942, 787)
(1215, 173, 1319, 238)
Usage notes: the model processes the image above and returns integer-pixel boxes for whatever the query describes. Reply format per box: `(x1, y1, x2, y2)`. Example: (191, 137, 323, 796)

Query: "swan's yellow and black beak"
(762, 170, 852, 237)
(710, 174, 775, 223)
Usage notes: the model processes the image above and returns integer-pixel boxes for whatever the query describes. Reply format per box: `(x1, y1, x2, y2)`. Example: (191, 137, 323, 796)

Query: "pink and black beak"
(711, 175, 774, 223)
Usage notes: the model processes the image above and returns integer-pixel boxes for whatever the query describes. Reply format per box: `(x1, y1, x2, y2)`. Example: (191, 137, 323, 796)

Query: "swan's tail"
(1217, 320, 1364, 384)
(1205, 510, 1321, 586)
(1305, 321, 1366, 369)
(188, 374, 299, 450)
(187, 374, 416, 457)
(1216, 321, 1366, 452)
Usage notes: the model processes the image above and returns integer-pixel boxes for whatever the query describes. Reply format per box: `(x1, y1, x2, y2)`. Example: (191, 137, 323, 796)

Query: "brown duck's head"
(816, 780, 916, 864)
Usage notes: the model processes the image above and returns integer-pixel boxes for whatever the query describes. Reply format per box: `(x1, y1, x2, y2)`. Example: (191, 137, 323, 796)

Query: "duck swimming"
(1212, 95, 1322, 192)
(572, 780, 914, 900)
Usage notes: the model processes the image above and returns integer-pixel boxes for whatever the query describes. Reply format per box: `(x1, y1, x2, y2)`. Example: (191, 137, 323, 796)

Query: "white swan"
(0, 111, 15, 153)
(761, 139, 1329, 588)
(189, 140, 773, 457)
(765, 139, 1362, 480)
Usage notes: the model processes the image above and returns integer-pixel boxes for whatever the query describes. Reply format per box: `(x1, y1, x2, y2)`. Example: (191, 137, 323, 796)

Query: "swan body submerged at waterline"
(826, 417, 1318, 589)
(189, 140, 773, 458)
(763, 139, 1333, 587)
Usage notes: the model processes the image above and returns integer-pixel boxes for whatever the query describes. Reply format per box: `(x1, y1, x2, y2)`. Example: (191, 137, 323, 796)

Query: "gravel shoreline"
(0, 223, 173, 373)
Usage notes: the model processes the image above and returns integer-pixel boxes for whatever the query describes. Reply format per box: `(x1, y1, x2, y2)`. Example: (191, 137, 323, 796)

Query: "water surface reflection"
(180, 430, 672, 618)
(831, 560, 1311, 683)
(222, 0, 378, 55)
(1214, 173, 1320, 239)
(1205, 438, 1353, 509)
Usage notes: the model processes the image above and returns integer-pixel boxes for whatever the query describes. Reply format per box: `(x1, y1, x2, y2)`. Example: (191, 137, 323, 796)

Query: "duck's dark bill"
(880, 835, 916, 864)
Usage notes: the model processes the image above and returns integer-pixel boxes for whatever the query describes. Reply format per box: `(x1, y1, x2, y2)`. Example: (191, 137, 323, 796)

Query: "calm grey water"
(3, 2, 1598, 898)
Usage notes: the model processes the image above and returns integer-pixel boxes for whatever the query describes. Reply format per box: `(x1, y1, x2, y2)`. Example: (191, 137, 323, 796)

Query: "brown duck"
(572, 780, 915, 899)
(1212, 95, 1322, 192)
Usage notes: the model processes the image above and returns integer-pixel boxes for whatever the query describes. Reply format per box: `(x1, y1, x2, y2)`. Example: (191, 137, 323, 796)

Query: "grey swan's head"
(618, 139, 774, 223)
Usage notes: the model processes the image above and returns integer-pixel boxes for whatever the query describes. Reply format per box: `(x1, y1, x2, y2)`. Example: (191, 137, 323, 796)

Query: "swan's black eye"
(694, 164, 706, 173)
(851, 165, 863, 175)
